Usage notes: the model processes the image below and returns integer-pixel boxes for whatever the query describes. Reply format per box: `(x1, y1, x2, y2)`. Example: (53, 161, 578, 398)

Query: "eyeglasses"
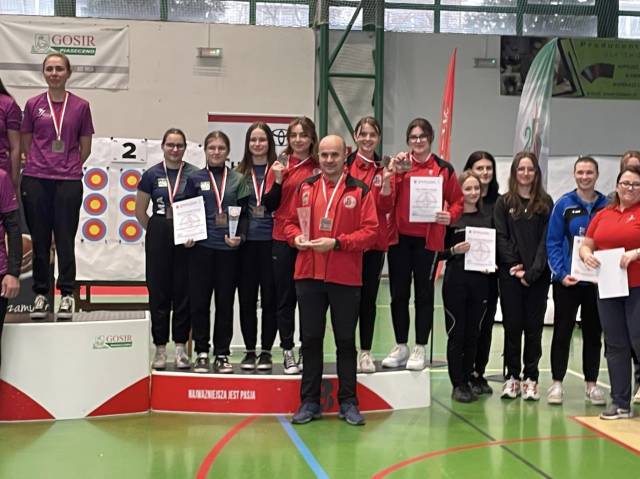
(618, 181, 640, 190)
(408, 134, 429, 143)
(165, 143, 186, 150)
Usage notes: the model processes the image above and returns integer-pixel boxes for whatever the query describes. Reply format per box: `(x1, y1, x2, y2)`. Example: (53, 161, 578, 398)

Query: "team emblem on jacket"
(343, 195, 357, 208)
(301, 189, 310, 206)
(200, 181, 211, 191)
(373, 174, 382, 187)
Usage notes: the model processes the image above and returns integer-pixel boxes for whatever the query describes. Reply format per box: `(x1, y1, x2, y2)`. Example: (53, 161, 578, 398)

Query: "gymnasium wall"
(3, 15, 316, 153)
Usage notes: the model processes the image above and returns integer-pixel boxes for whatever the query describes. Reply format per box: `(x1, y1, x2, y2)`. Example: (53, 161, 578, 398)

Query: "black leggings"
(358, 250, 385, 350)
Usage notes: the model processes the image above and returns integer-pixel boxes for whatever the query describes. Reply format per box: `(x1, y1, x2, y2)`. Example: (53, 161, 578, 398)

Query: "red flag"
(438, 48, 457, 162)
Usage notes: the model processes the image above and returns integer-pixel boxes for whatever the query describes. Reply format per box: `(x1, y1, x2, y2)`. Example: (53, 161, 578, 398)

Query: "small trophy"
(297, 206, 311, 243)
(228, 206, 241, 238)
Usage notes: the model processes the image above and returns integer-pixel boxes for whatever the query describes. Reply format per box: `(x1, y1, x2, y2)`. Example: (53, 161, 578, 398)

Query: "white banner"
(0, 21, 129, 89)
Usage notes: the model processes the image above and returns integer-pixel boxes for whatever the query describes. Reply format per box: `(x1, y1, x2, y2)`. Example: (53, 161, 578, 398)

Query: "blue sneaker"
(291, 403, 322, 424)
(338, 403, 365, 426)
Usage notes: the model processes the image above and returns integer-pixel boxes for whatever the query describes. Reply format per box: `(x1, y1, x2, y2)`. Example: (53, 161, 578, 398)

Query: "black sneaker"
(214, 355, 233, 374)
(291, 402, 322, 424)
(338, 403, 365, 426)
(256, 352, 273, 370)
(298, 352, 303, 372)
(470, 376, 493, 395)
(193, 353, 210, 373)
(57, 295, 74, 320)
(240, 351, 257, 370)
(30, 294, 49, 320)
(600, 403, 632, 420)
(452, 385, 476, 403)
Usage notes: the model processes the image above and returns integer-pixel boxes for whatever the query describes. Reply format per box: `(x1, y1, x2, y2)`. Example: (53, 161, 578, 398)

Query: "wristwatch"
(333, 238, 341, 250)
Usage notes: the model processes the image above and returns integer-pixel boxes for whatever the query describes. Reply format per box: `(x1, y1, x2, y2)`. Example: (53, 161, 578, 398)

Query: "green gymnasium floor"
(1, 281, 638, 479)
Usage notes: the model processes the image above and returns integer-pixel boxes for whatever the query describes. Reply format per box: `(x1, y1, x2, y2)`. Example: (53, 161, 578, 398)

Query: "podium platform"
(0, 311, 150, 421)
(151, 363, 430, 415)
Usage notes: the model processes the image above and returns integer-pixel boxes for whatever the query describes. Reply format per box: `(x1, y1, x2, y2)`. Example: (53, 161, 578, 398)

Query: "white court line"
(566, 367, 611, 390)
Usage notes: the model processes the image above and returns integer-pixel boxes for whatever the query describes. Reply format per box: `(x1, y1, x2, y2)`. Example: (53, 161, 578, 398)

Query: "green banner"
(501, 36, 640, 100)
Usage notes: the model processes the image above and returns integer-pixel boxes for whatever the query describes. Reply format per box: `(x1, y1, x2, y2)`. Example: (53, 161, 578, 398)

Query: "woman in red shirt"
(346, 117, 394, 373)
(262, 117, 318, 374)
(382, 118, 463, 371)
(581, 165, 640, 420)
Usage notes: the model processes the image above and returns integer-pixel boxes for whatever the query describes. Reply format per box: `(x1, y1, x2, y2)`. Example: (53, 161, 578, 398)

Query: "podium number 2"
(122, 142, 136, 160)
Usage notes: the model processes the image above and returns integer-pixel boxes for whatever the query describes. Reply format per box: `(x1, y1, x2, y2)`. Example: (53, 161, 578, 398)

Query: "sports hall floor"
(1, 280, 638, 478)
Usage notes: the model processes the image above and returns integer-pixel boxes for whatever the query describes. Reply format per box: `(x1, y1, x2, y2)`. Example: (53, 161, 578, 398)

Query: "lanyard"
(289, 155, 311, 170)
(356, 151, 375, 165)
(410, 152, 432, 165)
(207, 167, 228, 214)
(162, 161, 184, 205)
(251, 165, 269, 207)
(46, 91, 69, 141)
(321, 173, 344, 219)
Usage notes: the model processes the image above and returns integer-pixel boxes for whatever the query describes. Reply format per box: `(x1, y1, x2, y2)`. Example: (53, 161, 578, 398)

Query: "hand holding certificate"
(172, 197, 207, 245)
(570, 236, 597, 283)
(593, 248, 629, 299)
(464, 226, 496, 273)
(409, 176, 443, 223)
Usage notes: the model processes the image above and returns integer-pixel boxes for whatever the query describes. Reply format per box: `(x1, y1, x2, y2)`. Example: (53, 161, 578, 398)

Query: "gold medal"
(52, 139, 65, 153)
(319, 217, 333, 231)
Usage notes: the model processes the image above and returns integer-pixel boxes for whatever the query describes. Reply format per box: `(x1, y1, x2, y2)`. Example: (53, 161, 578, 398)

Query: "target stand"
(151, 362, 430, 415)
(0, 311, 150, 421)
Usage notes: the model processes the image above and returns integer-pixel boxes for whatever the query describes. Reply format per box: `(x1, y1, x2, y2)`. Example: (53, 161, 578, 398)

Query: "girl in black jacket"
(494, 151, 552, 401)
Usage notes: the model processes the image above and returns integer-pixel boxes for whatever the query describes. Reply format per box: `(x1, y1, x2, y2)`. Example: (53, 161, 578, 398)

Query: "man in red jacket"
(285, 134, 378, 426)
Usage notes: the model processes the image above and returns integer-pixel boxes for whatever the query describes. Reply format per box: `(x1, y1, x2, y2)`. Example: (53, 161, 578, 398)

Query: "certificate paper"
(409, 176, 442, 223)
(593, 248, 629, 299)
(570, 236, 597, 283)
(464, 226, 496, 273)
(172, 197, 208, 245)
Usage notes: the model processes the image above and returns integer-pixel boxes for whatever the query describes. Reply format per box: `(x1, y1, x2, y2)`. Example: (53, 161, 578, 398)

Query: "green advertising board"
(501, 36, 640, 100)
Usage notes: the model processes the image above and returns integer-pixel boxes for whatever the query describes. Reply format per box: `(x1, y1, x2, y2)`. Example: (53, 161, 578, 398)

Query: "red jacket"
(347, 151, 394, 252)
(388, 153, 463, 252)
(264, 155, 318, 242)
(284, 172, 378, 286)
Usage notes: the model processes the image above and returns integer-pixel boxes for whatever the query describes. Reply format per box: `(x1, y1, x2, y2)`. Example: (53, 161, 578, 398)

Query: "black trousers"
(296, 279, 359, 406)
(189, 245, 238, 356)
(0, 296, 8, 370)
(498, 269, 550, 381)
(21, 176, 82, 296)
(550, 282, 601, 382)
(358, 250, 385, 351)
(387, 234, 437, 345)
(238, 240, 277, 351)
(473, 273, 498, 378)
(597, 288, 640, 408)
(443, 265, 489, 387)
(272, 240, 298, 350)
(145, 215, 190, 345)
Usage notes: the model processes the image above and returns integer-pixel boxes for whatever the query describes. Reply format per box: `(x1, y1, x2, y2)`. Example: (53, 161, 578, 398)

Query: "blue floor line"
(277, 415, 330, 479)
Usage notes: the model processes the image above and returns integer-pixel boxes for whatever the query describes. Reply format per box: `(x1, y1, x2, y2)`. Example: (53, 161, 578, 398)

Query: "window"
(168, 0, 249, 24)
(441, 11, 517, 34)
(329, 6, 362, 31)
(256, 2, 309, 27)
(386, 8, 434, 33)
(523, 13, 597, 37)
(77, 0, 160, 20)
(619, 16, 640, 38)
(620, 0, 640, 11)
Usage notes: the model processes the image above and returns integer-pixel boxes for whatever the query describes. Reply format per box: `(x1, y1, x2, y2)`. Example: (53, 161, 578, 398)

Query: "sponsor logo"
(343, 195, 357, 208)
(188, 389, 256, 400)
(373, 174, 382, 187)
(301, 189, 310, 206)
(627, 214, 636, 223)
(93, 334, 133, 349)
(32, 32, 97, 56)
(200, 181, 211, 191)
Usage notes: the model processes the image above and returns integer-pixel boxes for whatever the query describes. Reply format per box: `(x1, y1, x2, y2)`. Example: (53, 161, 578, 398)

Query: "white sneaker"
(152, 345, 167, 370)
(522, 378, 540, 401)
(175, 343, 190, 369)
(283, 349, 300, 375)
(381, 344, 410, 368)
(634, 384, 640, 404)
(586, 385, 606, 406)
(358, 351, 376, 373)
(501, 378, 520, 399)
(406, 345, 427, 371)
(547, 382, 563, 404)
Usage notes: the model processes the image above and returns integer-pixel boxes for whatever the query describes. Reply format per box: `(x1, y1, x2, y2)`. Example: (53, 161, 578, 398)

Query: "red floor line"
(370, 434, 599, 479)
(195, 416, 258, 479)
(570, 416, 640, 456)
